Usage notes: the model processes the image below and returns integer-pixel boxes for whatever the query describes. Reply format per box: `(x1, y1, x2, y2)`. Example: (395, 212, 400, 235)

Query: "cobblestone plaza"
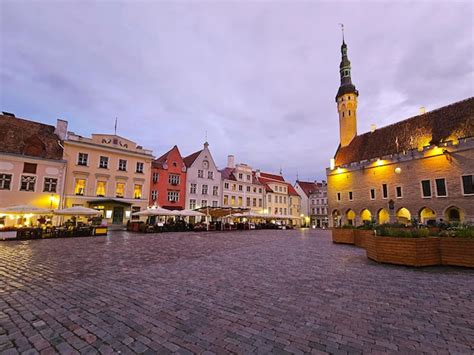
(1, 230, 473, 354)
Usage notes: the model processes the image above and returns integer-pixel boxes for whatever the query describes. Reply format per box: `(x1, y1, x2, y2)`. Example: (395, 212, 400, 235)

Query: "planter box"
(0, 230, 17, 240)
(354, 230, 373, 248)
(332, 229, 355, 244)
(440, 238, 474, 268)
(366, 235, 440, 267)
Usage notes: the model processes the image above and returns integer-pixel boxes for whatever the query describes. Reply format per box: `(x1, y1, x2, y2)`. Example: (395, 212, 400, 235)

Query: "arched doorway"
(332, 209, 341, 227)
(346, 209, 356, 226)
(360, 209, 372, 224)
(396, 208, 411, 225)
(419, 207, 436, 225)
(378, 208, 390, 224)
(445, 206, 463, 223)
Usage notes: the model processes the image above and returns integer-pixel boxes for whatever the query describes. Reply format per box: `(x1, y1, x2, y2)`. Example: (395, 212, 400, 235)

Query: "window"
(247, 175, 251, 181)
(151, 190, 157, 201)
(283, 196, 287, 204)
(74, 179, 85, 195)
(190, 183, 197, 194)
(99, 156, 109, 169)
(168, 191, 179, 202)
(268, 195, 271, 202)
(370, 189, 376, 200)
(461, 175, 474, 195)
(152, 173, 159, 183)
(198, 170, 204, 178)
(134, 184, 142, 199)
(0, 174, 12, 190)
(116, 182, 125, 198)
(337, 192, 341, 201)
(118, 159, 127, 171)
(201, 200, 207, 207)
(202, 184, 208, 195)
(246, 197, 251, 206)
(252, 198, 257, 207)
(224, 195, 229, 205)
(169, 174, 180, 185)
(259, 188, 262, 194)
(208, 171, 213, 179)
(349, 192, 353, 201)
(396, 186, 402, 198)
(96, 181, 106, 197)
(136, 162, 144, 174)
(189, 199, 196, 209)
(246, 186, 251, 192)
(238, 185, 243, 191)
(78, 153, 88, 166)
(213, 186, 218, 196)
(212, 200, 218, 207)
(42, 178, 57, 193)
(382, 184, 388, 199)
(20, 175, 36, 192)
(258, 199, 262, 207)
(224, 182, 229, 189)
(238, 196, 243, 206)
(421, 180, 432, 198)
(231, 184, 236, 191)
(238, 173, 243, 179)
(231, 196, 236, 205)
(23, 163, 37, 174)
(279, 196, 282, 203)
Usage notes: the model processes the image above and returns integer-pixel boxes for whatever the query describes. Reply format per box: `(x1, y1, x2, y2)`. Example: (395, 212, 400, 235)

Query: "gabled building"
(63, 132, 153, 225)
(0, 113, 67, 226)
(287, 184, 302, 227)
(257, 172, 290, 216)
(327, 37, 474, 227)
(149, 145, 186, 210)
(220, 155, 264, 211)
(295, 180, 328, 227)
(183, 142, 221, 210)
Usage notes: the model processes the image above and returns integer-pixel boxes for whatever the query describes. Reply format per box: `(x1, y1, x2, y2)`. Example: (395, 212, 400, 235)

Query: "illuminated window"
(238, 197, 242, 206)
(435, 178, 447, 197)
(134, 184, 142, 199)
(116, 182, 125, 198)
(43, 178, 58, 193)
(231, 196, 236, 205)
(223, 195, 229, 205)
(96, 181, 106, 197)
(74, 179, 86, 195)
(421, 180, 431, 198)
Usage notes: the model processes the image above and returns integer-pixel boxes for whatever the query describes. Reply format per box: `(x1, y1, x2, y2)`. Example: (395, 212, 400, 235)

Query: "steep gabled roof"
(259, 172, 285, 182)
(287, 184, 299, 197)
(220, 167, 236, 181)
(296, 181, 320, 197)
(153, 145, 182, 169)
(0, 114, 64, 160)
(183, 149, 202, 168)
(335, 97, 474, 166)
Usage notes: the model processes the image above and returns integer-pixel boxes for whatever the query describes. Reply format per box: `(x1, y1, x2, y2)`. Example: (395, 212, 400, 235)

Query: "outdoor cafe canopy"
(132, 206, 177, 217)
(53, 206, 102, 216)
(0, 205, 53, 215)
(195, 206, 250, 219)
(175, 209, 206, 217)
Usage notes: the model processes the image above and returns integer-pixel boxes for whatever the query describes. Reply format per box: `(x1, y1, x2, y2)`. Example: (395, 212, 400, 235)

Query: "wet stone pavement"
(0, 229, 473, 355)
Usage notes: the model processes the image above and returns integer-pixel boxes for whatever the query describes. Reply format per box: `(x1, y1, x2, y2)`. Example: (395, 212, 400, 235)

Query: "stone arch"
(396, 207, 411, 225)
(419, 207, 436, 225)
(332, 209, 341, 228)
(360, 209, 372, 223)
(346, 209, 356, 226)
(444, 206, 464, 223)
(378, 208, 390, 224)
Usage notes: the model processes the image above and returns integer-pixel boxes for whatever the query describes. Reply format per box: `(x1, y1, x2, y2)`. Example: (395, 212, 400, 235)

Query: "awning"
(87, 198, 133, 206)
(0, 205, 53, 215)
(195, 207, 250, 218)
(54, 206, 102, 216)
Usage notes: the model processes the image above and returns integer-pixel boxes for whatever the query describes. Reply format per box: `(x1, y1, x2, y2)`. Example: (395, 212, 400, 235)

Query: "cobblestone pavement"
(0, 229, 473, 354)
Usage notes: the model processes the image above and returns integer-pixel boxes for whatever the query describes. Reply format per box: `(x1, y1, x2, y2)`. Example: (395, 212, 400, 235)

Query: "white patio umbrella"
(0, 205, 53, 214)
(176, 209, 206, 217)
(132, 207, 176, 216)
(53, 206, 102, 216)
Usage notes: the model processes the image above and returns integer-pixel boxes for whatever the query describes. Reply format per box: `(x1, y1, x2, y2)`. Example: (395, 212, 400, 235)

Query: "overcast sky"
(1, 1, 473, 182)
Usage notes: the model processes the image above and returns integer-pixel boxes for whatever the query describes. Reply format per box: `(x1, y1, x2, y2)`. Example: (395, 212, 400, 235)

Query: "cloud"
(1, 0, 472, 182)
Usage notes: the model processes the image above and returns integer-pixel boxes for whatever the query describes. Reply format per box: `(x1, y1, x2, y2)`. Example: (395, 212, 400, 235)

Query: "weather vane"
(339, 23, 344, 42)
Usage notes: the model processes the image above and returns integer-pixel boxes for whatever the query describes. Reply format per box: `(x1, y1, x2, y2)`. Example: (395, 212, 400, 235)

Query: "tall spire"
(336, 25, 358, 101)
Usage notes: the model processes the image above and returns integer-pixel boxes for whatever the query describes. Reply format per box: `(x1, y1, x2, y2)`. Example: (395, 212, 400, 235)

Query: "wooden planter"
(332, 229, 355, 244)
(0, 230, 17, 240)
(366, 234, 441, 267)
(354, 230, 373, 248)
(440, 238, 474, 267)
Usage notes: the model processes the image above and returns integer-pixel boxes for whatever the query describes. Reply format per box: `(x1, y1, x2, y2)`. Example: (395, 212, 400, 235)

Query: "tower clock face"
(202, 160, 209, 169)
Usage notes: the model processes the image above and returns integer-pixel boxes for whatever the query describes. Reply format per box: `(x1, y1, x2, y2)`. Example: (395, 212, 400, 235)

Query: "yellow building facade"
(63, 133, 153, 225)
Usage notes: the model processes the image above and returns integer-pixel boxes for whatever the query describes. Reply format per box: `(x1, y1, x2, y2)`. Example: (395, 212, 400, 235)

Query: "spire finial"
(339, 23, 345, 43)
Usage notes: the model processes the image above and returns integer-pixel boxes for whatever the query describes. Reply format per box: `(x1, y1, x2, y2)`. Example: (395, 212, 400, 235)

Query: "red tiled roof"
(0, 114, 64, 160)
(296, 181, 320, 197)
(259, 172, 285, 182)
(183, 149, 202, 168)
(220, 167, 236, 181)
(287, 184, 299, 196)
(335, 97, 474, 166)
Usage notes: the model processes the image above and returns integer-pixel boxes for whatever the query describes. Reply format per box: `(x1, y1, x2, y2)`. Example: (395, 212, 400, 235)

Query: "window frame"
(460, 174, 474, 196)
(20, 174, 36, 192)
(118, 159, 127, 172)
(0, 173, 13, 190)
(99, 156, 109, 169)
(136, 162, 144, 174)
(420, 179, 432, 198)
(435, 178, 448, 197)
(395, 186, 403, 199)
(43, 177, 58, 193)
(370, 188, 376, 200)
(382, 184, 388, 199)
(77, 153, 88, 166)
(74, 178, 87, 196)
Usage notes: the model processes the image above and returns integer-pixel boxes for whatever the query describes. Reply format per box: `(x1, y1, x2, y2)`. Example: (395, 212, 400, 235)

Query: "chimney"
(54, 119, 68, 140)
(419, 106, 426, 115)
(227, 155, 235, 168)
(370, 124, 376, 133)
